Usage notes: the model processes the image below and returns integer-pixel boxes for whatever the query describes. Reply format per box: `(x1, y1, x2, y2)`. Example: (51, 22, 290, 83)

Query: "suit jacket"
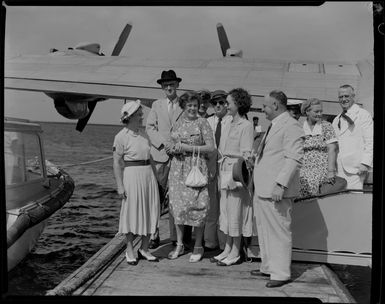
(253, 111, 304, 198)
(332, 103, 373, 174)
(146, 98, 183, 163)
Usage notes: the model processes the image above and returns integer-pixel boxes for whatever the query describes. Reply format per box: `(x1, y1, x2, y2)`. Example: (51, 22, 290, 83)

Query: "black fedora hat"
(232, 158, 250, 188)
(157, 70, 182, 85)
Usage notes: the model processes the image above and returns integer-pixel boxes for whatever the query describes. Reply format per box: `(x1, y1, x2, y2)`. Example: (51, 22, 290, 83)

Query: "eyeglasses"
(338, 95, 351, 99)
(211, 100, 226, 106)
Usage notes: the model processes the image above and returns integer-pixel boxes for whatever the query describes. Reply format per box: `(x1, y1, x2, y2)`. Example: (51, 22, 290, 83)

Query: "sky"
(4, 3, 374, 126)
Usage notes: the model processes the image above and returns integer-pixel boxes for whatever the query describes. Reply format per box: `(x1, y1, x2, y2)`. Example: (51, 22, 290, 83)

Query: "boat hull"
(7, 220, 48, 271)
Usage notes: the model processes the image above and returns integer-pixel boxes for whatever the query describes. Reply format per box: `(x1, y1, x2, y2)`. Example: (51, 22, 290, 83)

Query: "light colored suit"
(332, 103, 373, 189)
(253, 111, 304, 281)
(146, 97, 183, 242)
(146, 98, 183, 164)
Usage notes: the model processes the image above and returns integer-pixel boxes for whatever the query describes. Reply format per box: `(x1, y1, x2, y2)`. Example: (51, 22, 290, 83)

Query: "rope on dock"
(60, 156, 113, 168)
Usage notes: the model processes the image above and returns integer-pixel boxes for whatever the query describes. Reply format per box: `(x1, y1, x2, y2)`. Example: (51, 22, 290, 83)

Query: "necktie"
(168, 100, 174, 118)
(256, 123, 272, 162)
(338, 110, 354, 129)
(215, 117, 222, 148)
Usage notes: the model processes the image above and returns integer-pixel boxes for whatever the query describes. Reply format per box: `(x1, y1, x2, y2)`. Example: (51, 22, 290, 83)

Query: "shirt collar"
(167, 97, 178, 104)
(303, 120, 322, 136)
(271, 111, 286, 126)
(346, 103, 359, 115)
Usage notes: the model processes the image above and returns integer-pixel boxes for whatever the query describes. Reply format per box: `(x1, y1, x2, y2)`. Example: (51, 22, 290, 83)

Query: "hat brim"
(157, 77, 182, 85)
(232, 158, 250, 188)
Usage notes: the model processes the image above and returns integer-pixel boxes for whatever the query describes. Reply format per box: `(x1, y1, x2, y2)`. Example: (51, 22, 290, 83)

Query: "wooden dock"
(47, 213, 356, 302)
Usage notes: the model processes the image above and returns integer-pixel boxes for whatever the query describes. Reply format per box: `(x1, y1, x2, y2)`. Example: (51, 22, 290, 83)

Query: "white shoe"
(189, 247, 204, 263)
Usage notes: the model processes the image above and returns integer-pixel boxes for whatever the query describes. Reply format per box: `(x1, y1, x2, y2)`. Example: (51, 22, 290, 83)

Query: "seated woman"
(113, 100, 160, 265)
(299, 98, 338, 197)
(167, 91, 215, 263)
(212, 88, 254, 266)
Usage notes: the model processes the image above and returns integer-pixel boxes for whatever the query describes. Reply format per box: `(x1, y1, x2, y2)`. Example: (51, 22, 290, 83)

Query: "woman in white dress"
(113, 100, 160, 265)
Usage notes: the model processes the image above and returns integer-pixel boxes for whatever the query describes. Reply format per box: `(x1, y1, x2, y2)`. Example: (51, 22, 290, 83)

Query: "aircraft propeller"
(216, 23, 231, 57)
(75, 23, 132, 132)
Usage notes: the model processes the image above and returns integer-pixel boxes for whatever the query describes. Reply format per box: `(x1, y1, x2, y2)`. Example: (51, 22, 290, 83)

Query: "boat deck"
(48, 213, 355, 302)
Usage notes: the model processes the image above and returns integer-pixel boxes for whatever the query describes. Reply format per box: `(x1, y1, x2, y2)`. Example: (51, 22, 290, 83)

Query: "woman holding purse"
(212, 88, 254, 266)
(167, 91, 214, 262)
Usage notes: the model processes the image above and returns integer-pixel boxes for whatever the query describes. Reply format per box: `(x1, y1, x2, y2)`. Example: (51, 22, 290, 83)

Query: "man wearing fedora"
(205, 90, 232, 251)
(251, 90, 304, 288)
(146, 70, 183, 249)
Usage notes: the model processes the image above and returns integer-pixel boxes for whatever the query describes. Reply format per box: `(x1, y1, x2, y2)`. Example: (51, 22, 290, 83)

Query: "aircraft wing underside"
(5, 55, 374, 115)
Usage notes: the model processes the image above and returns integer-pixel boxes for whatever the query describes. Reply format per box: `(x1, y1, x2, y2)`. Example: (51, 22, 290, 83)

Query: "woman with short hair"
(167, 91, 215, 262)
(212, 88, 254, 266)
(113, 100, 160, 265)
(299, 98, 338, 197)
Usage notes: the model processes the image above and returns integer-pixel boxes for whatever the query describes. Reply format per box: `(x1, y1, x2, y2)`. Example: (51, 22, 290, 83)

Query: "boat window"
(4, 131, 43, 185)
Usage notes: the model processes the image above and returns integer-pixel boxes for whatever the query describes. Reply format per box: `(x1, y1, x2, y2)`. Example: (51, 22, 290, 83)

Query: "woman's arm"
(327, 142, 338, 179)
(113, 152, 126, 199)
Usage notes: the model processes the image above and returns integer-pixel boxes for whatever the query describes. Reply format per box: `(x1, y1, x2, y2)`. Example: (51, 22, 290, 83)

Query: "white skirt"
(118, 165, 160, 235)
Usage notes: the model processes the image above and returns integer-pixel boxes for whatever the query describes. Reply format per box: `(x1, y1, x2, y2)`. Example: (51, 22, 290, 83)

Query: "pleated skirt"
(118, 165, 160, 235)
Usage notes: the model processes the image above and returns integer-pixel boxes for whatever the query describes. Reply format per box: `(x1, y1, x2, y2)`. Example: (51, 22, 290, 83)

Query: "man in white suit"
(332, 84, 373, 190)
(146, 70, 183, 248)
(251, 90, 304, 288)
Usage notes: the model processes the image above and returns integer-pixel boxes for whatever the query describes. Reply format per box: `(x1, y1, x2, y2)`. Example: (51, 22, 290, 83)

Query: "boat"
(4, 117, 75, 271)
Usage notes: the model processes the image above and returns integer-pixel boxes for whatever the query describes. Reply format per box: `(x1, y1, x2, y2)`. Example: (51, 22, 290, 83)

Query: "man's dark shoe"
(265, 280, 290, 288)
(149, 236, 160, 249)
(250, 269, 269, 277)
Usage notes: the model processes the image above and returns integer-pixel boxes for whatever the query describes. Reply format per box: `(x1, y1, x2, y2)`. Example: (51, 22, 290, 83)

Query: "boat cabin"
(4, 117, 49, 210)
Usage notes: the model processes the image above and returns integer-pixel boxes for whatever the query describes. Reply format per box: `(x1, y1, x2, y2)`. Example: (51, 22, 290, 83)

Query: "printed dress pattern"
(168, 117, 214, 227)
(299, 120, 337, 197)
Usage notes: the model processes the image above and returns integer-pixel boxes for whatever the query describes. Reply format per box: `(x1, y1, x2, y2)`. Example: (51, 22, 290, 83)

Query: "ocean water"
(5, 122, 371, 302)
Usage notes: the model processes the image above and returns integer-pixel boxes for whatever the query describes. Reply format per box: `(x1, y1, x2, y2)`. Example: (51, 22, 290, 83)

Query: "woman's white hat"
(120, 100, 141, 122)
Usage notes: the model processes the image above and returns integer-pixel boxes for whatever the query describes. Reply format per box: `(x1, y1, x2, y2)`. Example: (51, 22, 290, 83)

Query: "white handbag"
(185, 146, 207, 188)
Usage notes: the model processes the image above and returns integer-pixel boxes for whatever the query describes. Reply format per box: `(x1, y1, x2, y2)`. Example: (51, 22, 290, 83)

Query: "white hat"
(120, 100, 141, 122)
(287, 99, 303, 106)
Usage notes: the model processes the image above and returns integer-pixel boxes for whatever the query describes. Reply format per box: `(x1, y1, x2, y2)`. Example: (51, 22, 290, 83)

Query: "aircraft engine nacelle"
(51, 96, 90, 120)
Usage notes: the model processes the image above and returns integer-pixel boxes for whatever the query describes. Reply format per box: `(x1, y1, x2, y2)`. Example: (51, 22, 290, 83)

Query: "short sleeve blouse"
(113, 128, 151, 161)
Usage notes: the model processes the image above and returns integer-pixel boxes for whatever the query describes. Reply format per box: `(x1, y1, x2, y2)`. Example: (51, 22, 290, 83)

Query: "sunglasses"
(211, 100, 227, 106)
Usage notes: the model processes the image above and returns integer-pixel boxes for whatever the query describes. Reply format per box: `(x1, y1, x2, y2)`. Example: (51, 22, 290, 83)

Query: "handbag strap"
(196, 146, 200, 166)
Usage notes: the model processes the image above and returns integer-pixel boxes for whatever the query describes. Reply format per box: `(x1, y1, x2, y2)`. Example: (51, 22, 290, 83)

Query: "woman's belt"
(124, 159, 150, 167)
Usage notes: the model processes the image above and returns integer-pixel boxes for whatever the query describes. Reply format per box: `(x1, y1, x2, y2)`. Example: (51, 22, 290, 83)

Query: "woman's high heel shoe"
(216, 256, 241, 266)
(210, 252, 228, 263)
(168, 243, 185, 260)
(189, 247, 204, 263)
(138, 249, 159, 262)
(125, 252, 138, 265)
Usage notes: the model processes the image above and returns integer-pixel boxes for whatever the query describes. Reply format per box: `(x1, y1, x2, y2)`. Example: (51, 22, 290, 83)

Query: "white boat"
(4, 117, 75, 271)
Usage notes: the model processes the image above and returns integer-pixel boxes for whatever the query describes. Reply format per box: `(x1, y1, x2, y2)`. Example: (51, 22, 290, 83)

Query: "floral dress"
(299, 120, 337, 197)
(168, 117, 214, 227)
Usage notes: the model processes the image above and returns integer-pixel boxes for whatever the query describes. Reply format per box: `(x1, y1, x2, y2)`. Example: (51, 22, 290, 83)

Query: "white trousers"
(253, 196, 292, 281)
(337, 163, 365, 190)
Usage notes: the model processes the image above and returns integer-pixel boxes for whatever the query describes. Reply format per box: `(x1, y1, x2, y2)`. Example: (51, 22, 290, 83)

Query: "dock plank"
(68, 214, 354, 302)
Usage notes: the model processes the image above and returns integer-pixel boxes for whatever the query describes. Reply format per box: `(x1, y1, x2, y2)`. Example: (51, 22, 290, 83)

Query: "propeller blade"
(216, 23, 230, 57)
(76, 101, 98, 132)
(111, 23, 132, 56)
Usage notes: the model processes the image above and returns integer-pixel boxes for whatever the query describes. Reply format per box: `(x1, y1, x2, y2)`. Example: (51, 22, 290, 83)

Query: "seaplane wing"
(5, 23, 374, 131)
